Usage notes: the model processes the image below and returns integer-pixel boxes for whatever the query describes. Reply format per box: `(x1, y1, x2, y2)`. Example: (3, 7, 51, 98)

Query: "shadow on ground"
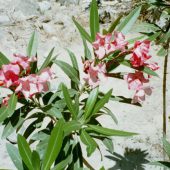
(106, 148, 149, 170)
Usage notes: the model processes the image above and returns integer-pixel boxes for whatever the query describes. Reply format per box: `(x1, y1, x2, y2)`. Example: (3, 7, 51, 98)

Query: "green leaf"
(38, 47, 55, 73)
(31, 151, 40, 170)
(90, 0, 100, 41)
(2, 116, 24, 139)
(92, 89, 112, 115)
(8, 93, 17, 117)
(116, 6, 141, 34)
(80, 129, 97, 157)
(103, 138, 114, 154)
(72, 17, 92, 43)
(52, 154, 72, 170)
(102, 107, 118, 124)
(46, 107, 63, 119)
(6, 143, 24, 170)
(131, 22, 160, 33)
(143, 66, 159, 77)
(87, 125, 137, 136)
(0, 52, 10, 68)
(0, 107, 8, 123)
(62, 84, 77, 119)
(54, 60, 80, 84)
(157, 47, 167, 57)
(163, 138, 170, 157)
(120, 60, 159, 77)
(42, 119, 64, 170)
(64, 120, 82, 136)
(150, 161, 170, 168)
(146, 31, 161, 41)
(108, 15, 123, 33)
(100, 167, 105, 170)
(159, 30, 170, 43)
(36, 138, 49, 159)
(27, 31, 38, 57)
(17, 134, 33, 170)
(84, 87, 99, 120)
(0, 94, 17, 123)
(67, 49, 79, 71)
(82, 38, 92, 60)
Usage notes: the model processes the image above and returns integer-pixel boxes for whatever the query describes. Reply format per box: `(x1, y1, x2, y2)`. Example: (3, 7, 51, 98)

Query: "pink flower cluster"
(83, 60, 107, 88)
(0, 55, 54, 106)
(124, 71, 152, 103)
(124, 40, 159, 103)
(130, 40, 159, 70)
(83, 31, 128, 88)
(92, 32, 128, 59)
(83, 32, 159, 103)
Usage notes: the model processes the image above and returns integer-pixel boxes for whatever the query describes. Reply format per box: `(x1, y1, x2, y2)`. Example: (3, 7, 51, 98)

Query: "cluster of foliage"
(0, 0, 160, 169)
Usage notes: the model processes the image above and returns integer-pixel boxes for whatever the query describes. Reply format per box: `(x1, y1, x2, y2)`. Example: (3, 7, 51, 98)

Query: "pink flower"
(130, 40, 151, 67)
(38, 68, 55, 82)
(92, 32, 128, 59)
(145, 62, 159, 71)
(83, 61, 107, 88)
(112, 32, 128, 51)
(1, 96, 10, 106)
(15, 75, 39, 98)
(0, 64, 20, 87)
(15, 68, 55, 98)
(12, 54, 36, 70)
(124, 71, 153, 103)
(132, 87, 152, 103)
(124, 71, 149, 91)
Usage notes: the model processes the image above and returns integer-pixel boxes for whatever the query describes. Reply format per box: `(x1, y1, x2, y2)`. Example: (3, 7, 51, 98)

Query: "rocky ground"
(0, 0, 170, 169)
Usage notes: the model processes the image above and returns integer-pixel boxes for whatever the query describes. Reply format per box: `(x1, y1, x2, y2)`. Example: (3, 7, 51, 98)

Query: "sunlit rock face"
(56, 0, 81, 5)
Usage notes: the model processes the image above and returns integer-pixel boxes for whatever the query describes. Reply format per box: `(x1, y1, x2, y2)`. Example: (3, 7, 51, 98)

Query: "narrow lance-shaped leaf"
(6, 143, 24, 170)
(90, 0, 100, 41)
(84, 87, 99, 120)
(62, 84, 77, 119)
(107, 15, 123, 33)
(86, 125, 137, 136)
(2, 116, 24, 139)
(38, 47, 55, 73)
(146, 32, 161, 41)
(80, 129, 97, 157)
(42, 119, 64, 170)
(72, 17, 92, 43)
(27, 31, 38, 57)
(31, 151, 40, 170)
(7, 93, 18, 117)
(17, 134, 33, 170)
(51, 154, 72, 170)
(103, 138, 114, 154)
(102, 107, 118, 125)
(0, 52, 10, 68)
(82, 37, 92, 60)
(64, 120, 82, 136)
(0, 106, 8, 123)
(0, 93, 17, 123)
(67, 49, 79, 71)
(149, 161, 170, 169)
(163, 137, 170, 158)
(54, 60, 80, 84)
(116, 6, 141, 34)
(92, 89, 112, 115)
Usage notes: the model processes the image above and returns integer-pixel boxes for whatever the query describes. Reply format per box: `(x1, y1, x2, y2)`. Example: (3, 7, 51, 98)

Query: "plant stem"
(163, 52, 168, 136)
(162, 32, 169, 137)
